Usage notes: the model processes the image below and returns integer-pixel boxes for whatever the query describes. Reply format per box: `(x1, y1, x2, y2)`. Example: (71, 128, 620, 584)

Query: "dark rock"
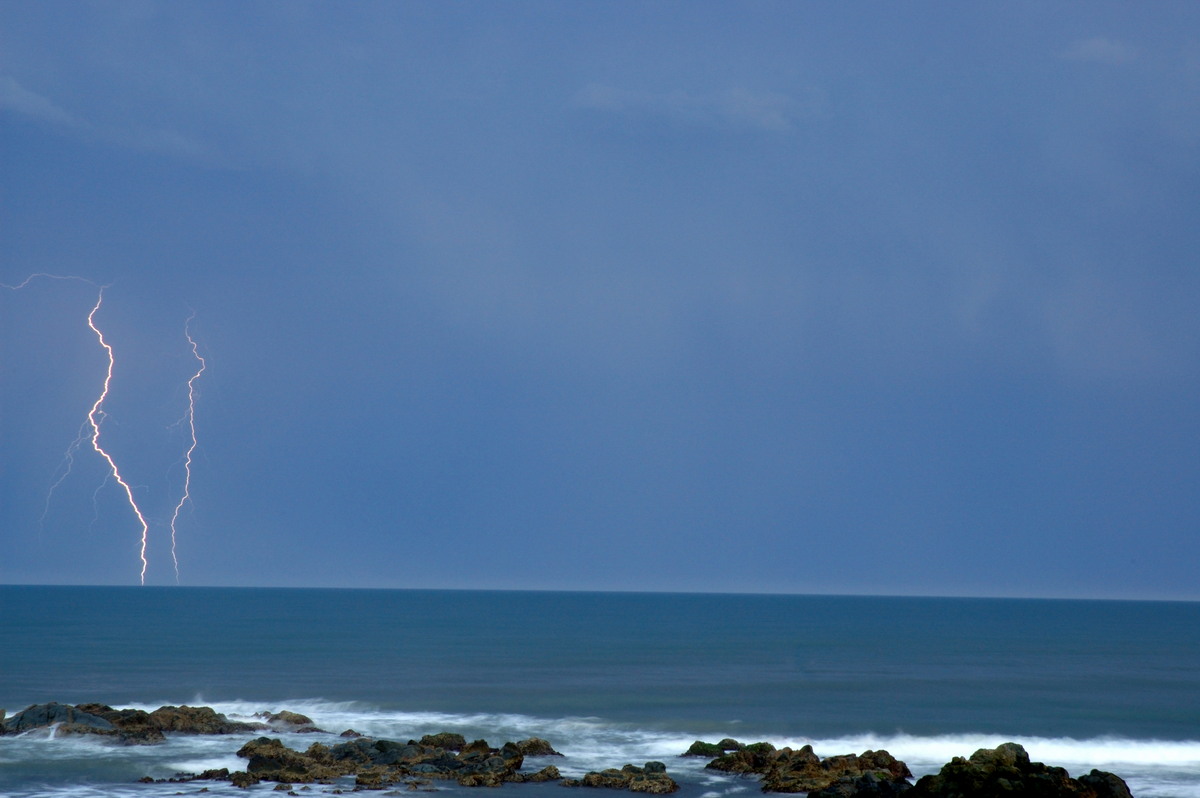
(718, 739, 745, 751)
(809, 772, 912, 798)
(762, 747, 911, 794)
(340, 729, 364, 738)
(906, 743, 1132, 798)
(74, 704, 165, 744)
(2, 702, 115, 735)
(513, 765, 562, 783)
(419, 732, 467, 750)
(1078, 769, 1135, 798)
(515, 737, 563, 756)
(236, 734, 530, 787)
(683, 741, 725, 758)
(704, 743, 911, 794)
(149, 705, 265, 735)
(563, 762, 679, 793)
(231, 771, 262, 788)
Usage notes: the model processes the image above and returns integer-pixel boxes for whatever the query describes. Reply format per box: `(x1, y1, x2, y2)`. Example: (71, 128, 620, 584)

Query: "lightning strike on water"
(168, 312, 206, 584)
(85, 287, 154, 584)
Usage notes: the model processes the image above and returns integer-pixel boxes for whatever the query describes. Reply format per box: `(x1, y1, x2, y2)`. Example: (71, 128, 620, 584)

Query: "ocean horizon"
(2, 586, 1198, 797)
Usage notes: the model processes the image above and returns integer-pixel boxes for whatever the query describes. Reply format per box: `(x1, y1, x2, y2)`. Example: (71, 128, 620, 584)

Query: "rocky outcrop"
(695, 740, 911, 794)
(515, 736, 564, 756)
(234, 734, 533, 787)
(1, 702, 116, 737)
(562, 761, 679, 794)
(0, 702, 285, 744)
(906, 743, 1133, 798)
(254, 710, 326, 733)
(683, 738, 748, 758)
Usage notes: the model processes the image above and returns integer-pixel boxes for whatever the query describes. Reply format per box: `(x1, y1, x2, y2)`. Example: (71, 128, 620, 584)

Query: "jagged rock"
(341, 729, 363, 738)
(235, 735, 529, 787)
(515, 737, 563, 756)
(906, 743, 1132, 798)
(563, 762, 679, 793)
(704, 743, 911, 794)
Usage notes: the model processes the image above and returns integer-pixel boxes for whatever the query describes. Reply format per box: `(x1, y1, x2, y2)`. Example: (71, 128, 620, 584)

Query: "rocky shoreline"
(1, 703, 1136, 796)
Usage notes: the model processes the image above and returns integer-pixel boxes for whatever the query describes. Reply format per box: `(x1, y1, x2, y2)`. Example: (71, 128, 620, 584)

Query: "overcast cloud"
(2, 2, 1198, 599)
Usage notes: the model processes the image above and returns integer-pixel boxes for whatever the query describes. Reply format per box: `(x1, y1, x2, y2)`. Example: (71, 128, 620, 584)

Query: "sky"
(1, 2, 1198, 599)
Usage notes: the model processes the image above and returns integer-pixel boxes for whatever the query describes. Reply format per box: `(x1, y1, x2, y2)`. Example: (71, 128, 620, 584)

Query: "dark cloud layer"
(2, 2, 1198, 598)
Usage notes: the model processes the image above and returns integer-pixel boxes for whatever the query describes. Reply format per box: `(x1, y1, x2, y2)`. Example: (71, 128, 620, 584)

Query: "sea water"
(0, 587, 1197, 797)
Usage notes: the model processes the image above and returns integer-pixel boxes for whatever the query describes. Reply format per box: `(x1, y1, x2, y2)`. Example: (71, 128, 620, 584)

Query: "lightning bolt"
(168, 312, 205, 584)
(85, 287, 154, 584)
(5, 273, 204, 584)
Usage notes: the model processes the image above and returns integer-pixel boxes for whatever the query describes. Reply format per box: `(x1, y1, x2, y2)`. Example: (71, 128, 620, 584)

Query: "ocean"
(0, 587, 1197, 797)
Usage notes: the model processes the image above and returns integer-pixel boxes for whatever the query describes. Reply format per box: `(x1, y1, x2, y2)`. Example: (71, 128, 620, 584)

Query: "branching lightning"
(4, 273, 206, 585)
(85, 286, 154, 584)
(168, 312, 205, 584)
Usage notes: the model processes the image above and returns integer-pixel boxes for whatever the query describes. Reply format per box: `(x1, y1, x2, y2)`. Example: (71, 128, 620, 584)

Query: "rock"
(515, 737, 563, 756)
(513, 765, 562, 783)
(762, 748, 911, 794)
(340, 729, 363, 738)
(230, 771, 262, 788)
(684, 738, 749, 757)
(683, 741, 725, 758)
(74, 704, 166, 744)
(2, 702, 115, 735)
(148, 705, 265, 735)
(906, 743, 1132, 798)
(808, 772, 912, 798)
(704, 743, 911, 794)
(259, 710, 315, 726)
(1078, 769, 1135, 798)
(419, 732, 467, 750)
(563, 762, 679, 793)
(235, 734, 531, 788)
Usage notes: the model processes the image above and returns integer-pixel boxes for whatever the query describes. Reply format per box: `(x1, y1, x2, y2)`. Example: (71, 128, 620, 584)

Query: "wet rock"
(238, 737, 348, 782)
(563, 762, 679, 793)
(230, 770, 262, 788)
(515, 737, 563, 756)
(704, 743, 911, 794)
(512, 765, 562, 783)
(419, 732, 466, 750)
(683, 741, 725, 758)
(149, 705, 265, 735)
(1, 702, 115, 735)
(684, 738, 748, 757)
(906, 743, 1132, 798)
(235, 735, 530, 788)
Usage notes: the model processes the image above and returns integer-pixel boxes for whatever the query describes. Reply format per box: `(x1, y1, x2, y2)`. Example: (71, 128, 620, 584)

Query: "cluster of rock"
(685, 738, 910, 795)
(684, 738, 1133, 798)
(2, 703, 1138, 796)
(0, 702, 321, 745)
(561, 761, 679, 794)
(906, 742, 1134, 798)
(226, 733, 564, 789)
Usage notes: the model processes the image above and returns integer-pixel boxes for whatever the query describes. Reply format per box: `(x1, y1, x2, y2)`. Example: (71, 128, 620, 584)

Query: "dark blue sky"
(2, 2, 1198, 598)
